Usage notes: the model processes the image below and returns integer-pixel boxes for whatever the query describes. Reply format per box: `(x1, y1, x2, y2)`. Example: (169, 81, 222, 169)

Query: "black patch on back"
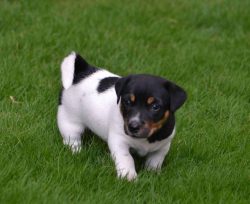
(58, 87, 64, 105)
(147, 112, 176, 143)
(97, 77, 120, 93)
(72, 54, 99, 85)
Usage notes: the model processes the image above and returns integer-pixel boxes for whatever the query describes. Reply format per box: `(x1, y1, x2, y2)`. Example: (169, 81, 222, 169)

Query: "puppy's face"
(115, 75, 187, 138)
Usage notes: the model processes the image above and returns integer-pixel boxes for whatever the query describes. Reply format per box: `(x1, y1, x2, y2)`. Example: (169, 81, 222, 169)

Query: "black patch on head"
(97, 77, 120, 93)
(147, 112, 175, 143)
(114, 74, 186, 142)
(72, 54, 99, 85)
(58, 87, 64, 105)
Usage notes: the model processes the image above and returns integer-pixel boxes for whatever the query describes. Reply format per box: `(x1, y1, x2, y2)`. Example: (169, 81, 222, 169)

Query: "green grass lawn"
(0, 0, 249, 203)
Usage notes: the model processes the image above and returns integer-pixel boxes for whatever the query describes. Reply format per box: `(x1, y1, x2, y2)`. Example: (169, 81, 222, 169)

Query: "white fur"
(61, 52, 76, 89)
(57, 53, 175, 181)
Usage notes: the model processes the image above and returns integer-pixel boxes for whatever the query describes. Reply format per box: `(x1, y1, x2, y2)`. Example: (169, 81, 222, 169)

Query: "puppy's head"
(115, 74, 187, 139)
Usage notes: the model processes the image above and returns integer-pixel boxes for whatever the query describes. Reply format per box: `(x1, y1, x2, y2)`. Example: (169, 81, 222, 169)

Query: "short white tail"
(60, 51, 76, 89)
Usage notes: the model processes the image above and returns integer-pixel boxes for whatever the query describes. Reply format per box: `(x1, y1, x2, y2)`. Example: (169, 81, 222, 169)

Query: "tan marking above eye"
(130, 94, 135, 102)
(147, 97, 155, 105)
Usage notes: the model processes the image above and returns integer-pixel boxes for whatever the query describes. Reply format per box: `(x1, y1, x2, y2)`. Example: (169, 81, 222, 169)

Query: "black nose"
(128, 121, 141, 133)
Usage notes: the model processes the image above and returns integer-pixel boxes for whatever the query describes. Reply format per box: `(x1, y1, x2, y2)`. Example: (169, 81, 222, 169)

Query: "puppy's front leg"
(145, 142, 171, 171)
(108, 138, 137, 181)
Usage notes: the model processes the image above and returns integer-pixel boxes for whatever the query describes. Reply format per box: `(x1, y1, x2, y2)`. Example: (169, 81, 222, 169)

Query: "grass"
(0, 0, 249, 203)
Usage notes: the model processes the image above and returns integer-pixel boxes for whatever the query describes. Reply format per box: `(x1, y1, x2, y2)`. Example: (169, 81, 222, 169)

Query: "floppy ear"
(115, 77, 130, 104)
(165, 81, 187, 112)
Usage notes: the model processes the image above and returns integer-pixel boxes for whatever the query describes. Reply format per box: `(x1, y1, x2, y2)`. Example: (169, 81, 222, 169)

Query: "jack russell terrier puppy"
(57, 52, 187, 181)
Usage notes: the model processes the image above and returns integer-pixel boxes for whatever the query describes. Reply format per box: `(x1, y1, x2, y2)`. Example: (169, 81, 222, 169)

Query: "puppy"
(57, 52, 187, 181)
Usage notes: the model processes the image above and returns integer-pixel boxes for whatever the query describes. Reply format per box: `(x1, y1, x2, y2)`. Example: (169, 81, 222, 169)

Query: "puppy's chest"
(129, 139, 169, 156)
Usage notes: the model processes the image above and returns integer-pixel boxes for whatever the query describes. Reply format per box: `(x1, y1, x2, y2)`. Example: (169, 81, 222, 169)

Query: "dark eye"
(123, 98, 132, 106)
(151, 103, 161, 112)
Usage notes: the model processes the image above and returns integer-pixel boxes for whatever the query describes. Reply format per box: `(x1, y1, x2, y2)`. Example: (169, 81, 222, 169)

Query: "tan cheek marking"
(164, 110, 170, 119)
(130, 94, 135, 102)
(146, 111, 170, 136)
(147, 97, 155, 105)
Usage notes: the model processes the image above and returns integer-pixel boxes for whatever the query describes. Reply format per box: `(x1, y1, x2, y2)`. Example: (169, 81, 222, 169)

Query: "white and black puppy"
(57, 52, 187, 181)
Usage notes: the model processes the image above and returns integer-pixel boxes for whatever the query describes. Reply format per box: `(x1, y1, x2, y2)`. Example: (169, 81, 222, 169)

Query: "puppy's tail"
(60, 51, 89, 89)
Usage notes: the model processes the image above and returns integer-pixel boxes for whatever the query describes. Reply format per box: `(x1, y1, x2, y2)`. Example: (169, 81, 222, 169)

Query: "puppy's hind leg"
(57, 107, 84, 153)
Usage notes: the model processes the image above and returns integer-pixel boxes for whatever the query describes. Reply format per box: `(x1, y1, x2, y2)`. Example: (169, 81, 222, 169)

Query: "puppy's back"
(59, 52, 120, 140)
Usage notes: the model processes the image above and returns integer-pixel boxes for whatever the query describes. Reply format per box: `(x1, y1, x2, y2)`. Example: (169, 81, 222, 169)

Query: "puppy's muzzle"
(125, 120, 149, 138)
(128, 121, 141, 134)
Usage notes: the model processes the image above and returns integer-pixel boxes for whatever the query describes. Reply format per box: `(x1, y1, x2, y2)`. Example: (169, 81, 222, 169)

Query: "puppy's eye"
(151, 103, 161, 112)
(123, 99, 132, 106)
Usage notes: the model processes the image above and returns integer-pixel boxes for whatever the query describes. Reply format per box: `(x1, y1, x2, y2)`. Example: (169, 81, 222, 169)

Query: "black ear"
(165, 81, 187, 112)
(115, 77, 130, 104)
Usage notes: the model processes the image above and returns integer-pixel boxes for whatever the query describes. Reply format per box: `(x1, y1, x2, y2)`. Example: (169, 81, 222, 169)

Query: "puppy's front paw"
(63, 138, 82, 153)
(117, 168, 137, 181)
(145, 159, 162, 172)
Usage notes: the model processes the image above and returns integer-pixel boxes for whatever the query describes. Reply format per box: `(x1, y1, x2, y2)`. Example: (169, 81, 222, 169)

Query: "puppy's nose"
(128, 121, 141, 133)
